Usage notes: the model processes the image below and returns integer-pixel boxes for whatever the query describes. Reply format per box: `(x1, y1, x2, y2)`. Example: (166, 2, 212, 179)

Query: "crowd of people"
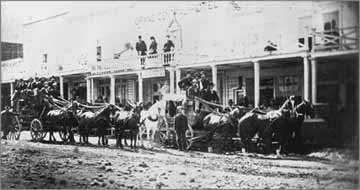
(177, 71, 219, 104)
(10, 76, 61, 109)
(135, 34, 175, 67)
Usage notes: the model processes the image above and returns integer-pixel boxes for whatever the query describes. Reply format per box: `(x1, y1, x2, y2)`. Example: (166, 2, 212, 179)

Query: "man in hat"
(174, 106, 188, 151)
(209, 82, 219, 103)
(136, 35, 147, 67)
(148, 36, 158, 55)
(178, 73, 193, 91)
(163, 35, 175, 65)
(187, 79, 200, 98)
(199, 71, 210, 91)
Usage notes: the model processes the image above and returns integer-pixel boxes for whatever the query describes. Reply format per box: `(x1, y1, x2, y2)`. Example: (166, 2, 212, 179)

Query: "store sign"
(142, 68, 165, 79)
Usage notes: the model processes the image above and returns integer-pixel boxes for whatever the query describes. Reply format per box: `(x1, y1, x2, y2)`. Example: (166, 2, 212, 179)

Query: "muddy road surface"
(1, 131, 358, 189)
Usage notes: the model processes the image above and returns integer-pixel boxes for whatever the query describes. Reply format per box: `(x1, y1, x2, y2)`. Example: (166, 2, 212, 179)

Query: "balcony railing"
(311, 26, 359, 52)
(90, 51, 176, 74)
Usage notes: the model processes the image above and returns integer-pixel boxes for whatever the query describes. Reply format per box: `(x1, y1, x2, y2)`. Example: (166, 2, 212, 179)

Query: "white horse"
(138, 100, 167, 148)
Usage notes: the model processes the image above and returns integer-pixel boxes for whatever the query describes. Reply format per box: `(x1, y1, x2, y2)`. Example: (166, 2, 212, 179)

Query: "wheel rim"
(158, 131, 166, 144)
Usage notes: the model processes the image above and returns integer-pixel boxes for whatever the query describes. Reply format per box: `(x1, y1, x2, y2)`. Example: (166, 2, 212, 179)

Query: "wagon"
(12, 94, 73, 142)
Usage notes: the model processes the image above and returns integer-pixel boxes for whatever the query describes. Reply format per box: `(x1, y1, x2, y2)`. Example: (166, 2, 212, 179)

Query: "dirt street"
(1, 131, 359, 189)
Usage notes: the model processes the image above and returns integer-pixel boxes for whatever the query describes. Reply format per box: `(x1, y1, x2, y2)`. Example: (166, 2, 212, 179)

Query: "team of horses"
(2, 94, 315, 154)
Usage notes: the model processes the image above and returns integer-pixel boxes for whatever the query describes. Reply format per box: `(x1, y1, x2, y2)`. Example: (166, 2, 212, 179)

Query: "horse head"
(295, 100, 315, 119)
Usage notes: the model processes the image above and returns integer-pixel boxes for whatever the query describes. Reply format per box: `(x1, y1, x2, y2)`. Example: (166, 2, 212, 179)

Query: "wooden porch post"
(110, 75, 116, 104)
(138, 72, 143, 103)
(86, 78, 91, 103)
(303, 55, 310, 101)
(59, 76, 64, 99)
(311, 58, 317, 104)
(211, 65, 218, 91)
(253, 60, 260, 108)
(10, 82, 14, 107)
(175, 68, 181, 94)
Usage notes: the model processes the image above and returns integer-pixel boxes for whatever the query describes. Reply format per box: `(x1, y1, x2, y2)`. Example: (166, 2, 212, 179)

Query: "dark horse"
(112, 102, 142, 149)
(271, 100, 315, 154)
(187, 107, 246, 150)
(237, 98, 292, 154)
(77, 104, 115, 146)
(42, 101, 79, 143)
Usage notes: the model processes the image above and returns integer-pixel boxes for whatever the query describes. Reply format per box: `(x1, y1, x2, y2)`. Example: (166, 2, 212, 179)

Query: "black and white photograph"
(1, 1, 359, 189)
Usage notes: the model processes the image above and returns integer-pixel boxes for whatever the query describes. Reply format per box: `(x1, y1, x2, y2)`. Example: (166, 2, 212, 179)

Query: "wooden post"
(59, 76, 64, 99)
(138, 72, 143, 103)
(10, 82, 14, 107)
(303, 55, 310, 101)
(311, 58, 317, 104)
(212, 65, 218, 90)
(110, 75, 115, 104)
(169, 67, 175, 94)
(175, 68, 181, 94)
(253, 60, 260, 108)
(86, 78, 91, 103)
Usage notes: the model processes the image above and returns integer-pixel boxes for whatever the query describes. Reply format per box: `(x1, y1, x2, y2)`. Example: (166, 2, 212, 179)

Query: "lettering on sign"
(142, 68, 165, 79)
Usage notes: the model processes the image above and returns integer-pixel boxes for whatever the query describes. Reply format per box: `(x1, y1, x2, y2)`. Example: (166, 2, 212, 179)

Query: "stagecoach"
(8, 94, 74, 142)
(29, 98, 75, 142)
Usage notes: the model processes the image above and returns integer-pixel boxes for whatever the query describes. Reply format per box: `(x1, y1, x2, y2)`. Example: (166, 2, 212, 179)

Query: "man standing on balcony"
(136, 35, 147, 67)
(163, 35, 175, 65)
(149, 36, 158, 55)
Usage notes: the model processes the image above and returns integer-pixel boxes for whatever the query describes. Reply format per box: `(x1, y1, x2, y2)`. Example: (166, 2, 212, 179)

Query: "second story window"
(43, 53, 48, 63)
(96, 46, 102, 62)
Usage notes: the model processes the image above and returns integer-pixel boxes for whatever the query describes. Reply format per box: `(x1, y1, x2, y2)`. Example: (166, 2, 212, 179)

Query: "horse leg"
(119, 130, 124, 149)
(133, 135, 136, 149)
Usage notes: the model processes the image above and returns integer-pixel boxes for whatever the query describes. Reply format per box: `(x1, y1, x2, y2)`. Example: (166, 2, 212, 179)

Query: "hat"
(166, 34, 170, 38)
(150, 36, 155, 40)
(138, 35, 142, 39)
(192, 79, 197, 84)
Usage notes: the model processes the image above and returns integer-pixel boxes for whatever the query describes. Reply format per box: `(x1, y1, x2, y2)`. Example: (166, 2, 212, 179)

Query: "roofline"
(23, 11, 69, 26)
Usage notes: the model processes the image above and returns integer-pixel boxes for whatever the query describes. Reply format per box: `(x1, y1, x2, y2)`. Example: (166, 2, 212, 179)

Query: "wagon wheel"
(154, 130, 167, 145)
(59, 126, 70, 142)
(30, 119, 44, 142)
(185, 124, 194, 150)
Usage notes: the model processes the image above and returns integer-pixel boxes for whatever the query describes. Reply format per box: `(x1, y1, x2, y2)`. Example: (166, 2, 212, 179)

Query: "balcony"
(90, 51, 176, 74)
(311, 26, 359, 52)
